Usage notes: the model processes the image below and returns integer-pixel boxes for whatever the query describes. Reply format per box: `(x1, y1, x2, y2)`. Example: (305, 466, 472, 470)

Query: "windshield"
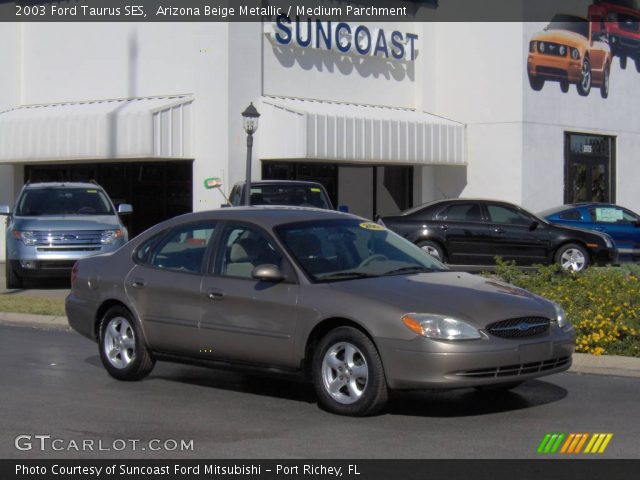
(16, 188, 115, 216)
(249, 185, 332, 209)
(547, 19, 589, 38)
(276, 219, 447, 282)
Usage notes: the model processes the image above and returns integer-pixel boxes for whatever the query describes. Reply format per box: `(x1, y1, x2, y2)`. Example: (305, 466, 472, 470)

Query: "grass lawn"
(0, 295, 66, 316)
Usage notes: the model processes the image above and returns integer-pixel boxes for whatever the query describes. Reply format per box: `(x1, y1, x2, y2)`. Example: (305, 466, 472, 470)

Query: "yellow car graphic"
(528, 14, 612, 98)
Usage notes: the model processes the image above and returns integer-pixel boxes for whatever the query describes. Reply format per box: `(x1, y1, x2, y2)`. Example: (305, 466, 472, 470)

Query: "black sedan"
(379, 199, 617, 272)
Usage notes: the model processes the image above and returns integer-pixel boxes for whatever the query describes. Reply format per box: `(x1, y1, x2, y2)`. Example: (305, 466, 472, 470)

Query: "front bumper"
(609, 33, 640, 56)
(528, 54, 582, 82)
(377, 332, 575, 390)
(591, 246, 618, 266)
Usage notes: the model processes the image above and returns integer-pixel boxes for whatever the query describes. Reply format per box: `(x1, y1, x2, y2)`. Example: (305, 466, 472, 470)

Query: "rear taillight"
(71, 262, 79, 283)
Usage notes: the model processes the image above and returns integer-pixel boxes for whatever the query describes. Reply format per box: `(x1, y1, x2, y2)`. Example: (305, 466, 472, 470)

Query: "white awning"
(259, 97, 465, 165)
(0, 95, 194, 163)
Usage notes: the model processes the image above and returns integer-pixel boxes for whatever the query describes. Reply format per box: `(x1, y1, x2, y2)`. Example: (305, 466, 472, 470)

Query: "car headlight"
(559, 45, 566, 56)
(538, 41, 546, 53)
(402, 314, 481, 340)
(552, 302, 570, 329)
(529, 41, 536, 53)
(570, 48, 580, 60)
(12, 230, 37, 246)
(101, 229, 124, 244)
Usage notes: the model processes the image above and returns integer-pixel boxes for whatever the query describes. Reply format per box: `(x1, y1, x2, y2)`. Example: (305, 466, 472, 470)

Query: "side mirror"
(118, 204, 133, 215)
(0, 205, 10, 215)
(252, 264, 284, 282)
(529, 220, 539, 231)
(337, 204, 350, 213)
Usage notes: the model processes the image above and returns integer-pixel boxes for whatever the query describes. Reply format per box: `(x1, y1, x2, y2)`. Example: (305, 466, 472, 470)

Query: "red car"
(589, 0, 640, 71)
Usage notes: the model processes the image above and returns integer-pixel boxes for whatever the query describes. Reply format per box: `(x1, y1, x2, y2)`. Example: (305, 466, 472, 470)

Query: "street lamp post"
(241, 103, 260, 206)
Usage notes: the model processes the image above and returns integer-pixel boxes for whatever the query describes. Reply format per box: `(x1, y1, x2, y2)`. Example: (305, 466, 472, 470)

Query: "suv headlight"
(552, 302, 570, 329)
(100, 229, 123, 244)
(402, 314, 481, 340)
(12, 230, 37, 246)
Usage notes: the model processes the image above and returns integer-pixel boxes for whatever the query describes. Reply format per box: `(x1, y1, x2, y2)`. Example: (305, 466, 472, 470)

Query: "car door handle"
(207, 289, 225, 300)
(493, 228, 505, 234)
(130, 278, 147, 289)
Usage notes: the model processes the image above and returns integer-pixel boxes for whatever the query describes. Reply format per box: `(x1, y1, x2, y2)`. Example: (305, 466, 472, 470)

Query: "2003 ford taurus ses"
(66, 207, 574, 416)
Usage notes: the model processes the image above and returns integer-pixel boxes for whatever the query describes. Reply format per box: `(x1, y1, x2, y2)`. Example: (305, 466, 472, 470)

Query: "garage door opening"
(24, 161, 193, 237)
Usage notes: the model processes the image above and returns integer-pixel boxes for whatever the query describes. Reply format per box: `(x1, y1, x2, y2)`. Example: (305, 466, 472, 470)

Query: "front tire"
(99, 306, 155, 381)
(528, 72, 544, 91)
(577, 57, 592, 96)
(416, 240, 445, 262)
(555, 243, 590, 273)
(312, 326, 388, 416)
(5, 261, 24, 289)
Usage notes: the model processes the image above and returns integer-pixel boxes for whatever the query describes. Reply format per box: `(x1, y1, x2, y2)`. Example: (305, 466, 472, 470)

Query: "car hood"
(549, 222, 613, 244)
(328, 271, 555, 328)
(531, 30, 587, 48)
(12, 216, 121, 231)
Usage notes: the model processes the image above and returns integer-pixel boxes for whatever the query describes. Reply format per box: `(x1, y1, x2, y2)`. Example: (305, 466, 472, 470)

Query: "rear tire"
(620, 55, 627, 69)
(560, 80, 569, 93)
(635, 56, 640, 73)
(5, 261, 24, 289)
(555, 243, 590, 273)
(312, 327, 388, 416)
(600, 63, 610, 99)
(99, 306, 155, 381)
(577, 57, 592, 96)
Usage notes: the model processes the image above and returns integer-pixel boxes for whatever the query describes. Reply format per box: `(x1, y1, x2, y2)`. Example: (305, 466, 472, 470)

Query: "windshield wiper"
(383, 266, 438, 276)
(319, 271, 380, 281)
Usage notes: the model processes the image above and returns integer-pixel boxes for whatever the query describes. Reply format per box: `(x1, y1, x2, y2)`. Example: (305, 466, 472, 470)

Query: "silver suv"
(1, 182, 132, 288)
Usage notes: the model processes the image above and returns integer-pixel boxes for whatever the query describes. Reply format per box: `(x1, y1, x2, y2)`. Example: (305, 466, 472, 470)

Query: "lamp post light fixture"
(241, 102, 260, 206)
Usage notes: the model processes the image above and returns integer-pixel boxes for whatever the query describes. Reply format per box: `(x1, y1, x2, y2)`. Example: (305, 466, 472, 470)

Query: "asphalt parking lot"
(1, 325, 639, 459)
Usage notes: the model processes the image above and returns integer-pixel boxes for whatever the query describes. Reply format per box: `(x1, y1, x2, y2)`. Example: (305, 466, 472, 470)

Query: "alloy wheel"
(103, 316, 137, 369)
(321, 342, 369, 405)
(560, 248, 586, 272)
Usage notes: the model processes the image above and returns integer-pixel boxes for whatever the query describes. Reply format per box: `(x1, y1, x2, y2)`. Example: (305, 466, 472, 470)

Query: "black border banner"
(0, 0, 620, 22)
(3, 459, 640, 480)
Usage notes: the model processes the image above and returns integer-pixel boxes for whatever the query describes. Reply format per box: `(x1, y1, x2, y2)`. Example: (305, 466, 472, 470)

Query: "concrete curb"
(1, 312, 639, 378)
(0, 312, 71, 331)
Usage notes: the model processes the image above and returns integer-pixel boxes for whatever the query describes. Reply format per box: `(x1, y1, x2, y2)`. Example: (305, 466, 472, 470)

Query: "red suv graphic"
(589, 0, 640, 71)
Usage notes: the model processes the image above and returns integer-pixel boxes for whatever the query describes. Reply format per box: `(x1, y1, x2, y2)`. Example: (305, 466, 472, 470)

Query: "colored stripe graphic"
(540, 433, 613, 454)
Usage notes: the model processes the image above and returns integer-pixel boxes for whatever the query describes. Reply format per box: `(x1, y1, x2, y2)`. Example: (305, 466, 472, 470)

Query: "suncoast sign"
(266, 17, 419, 61)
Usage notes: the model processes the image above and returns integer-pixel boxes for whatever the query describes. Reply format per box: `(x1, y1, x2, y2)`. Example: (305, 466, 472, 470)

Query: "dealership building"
(1, 14, 639, 260)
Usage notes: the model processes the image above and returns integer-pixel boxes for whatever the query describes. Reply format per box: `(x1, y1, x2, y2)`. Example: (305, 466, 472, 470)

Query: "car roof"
(400, 198, 526, 216)
(157, 206, 356, 230)
(234, 180, 325, 187)
(23, 181, 104, 190)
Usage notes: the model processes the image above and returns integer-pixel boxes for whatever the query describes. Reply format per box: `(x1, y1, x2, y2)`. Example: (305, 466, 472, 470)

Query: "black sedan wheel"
(99, 306, 155, 381)
(313, 327, 388, 416)
(555, 243, 590, 273)
(416, 240, 445, 262)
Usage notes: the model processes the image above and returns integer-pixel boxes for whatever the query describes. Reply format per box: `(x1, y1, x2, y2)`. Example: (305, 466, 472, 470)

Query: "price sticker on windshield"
(359, 222, 386, 231)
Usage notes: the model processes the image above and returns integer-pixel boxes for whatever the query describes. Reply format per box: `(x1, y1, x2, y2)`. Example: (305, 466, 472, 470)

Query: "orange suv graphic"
(528, 14, 612, 97)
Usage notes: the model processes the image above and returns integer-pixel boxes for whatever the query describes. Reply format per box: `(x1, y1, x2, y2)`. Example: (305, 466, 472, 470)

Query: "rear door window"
(435, 203, 483, 222)
(146, 222, 217, 273)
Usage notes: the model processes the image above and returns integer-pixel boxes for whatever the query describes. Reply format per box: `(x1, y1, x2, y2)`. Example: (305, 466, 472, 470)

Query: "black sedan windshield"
(277, 219, 447, 281)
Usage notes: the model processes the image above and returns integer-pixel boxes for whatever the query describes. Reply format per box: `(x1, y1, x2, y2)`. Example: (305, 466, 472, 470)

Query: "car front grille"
(456, 356, 571, 379)
(486, 317, 550, 339)
(538, 42, 567, 57)
(32, 231, 103, 246)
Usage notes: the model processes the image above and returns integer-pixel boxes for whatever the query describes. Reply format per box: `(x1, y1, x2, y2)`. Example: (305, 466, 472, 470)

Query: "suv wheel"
(577, 57, 592, 96)
(312, 327, 388, 416)
(620, 55, 627, 70)
(99, 306, 155, 381)
(5, 261, 24, 289)
(555, 243, 590, 273)
(635, 56, 640, 73)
